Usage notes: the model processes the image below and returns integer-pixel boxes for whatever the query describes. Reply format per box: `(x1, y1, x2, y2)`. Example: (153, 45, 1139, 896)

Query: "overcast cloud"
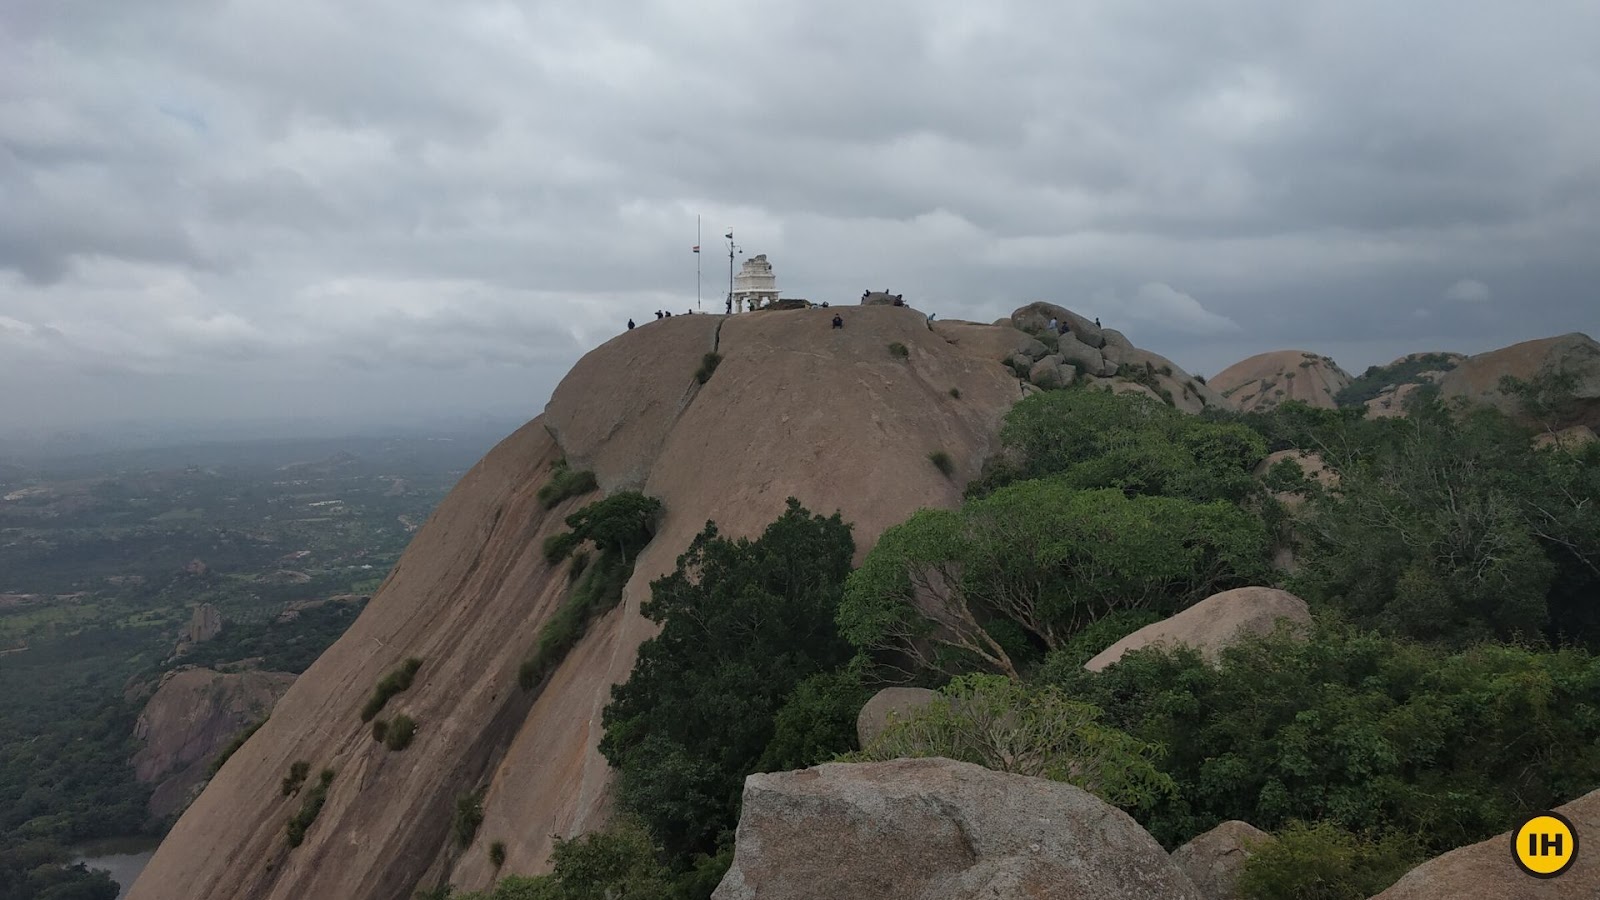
(3, 0, 1598, 434)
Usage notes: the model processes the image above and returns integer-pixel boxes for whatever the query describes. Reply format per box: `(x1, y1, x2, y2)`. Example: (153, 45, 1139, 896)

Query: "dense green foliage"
(601, 499, 856, 865)
(0, 842, 119, 900)
(846, 674, 1175, 810)
(841, 481, 1267, 677)
(285, 769, 335, 848)
(361, 658, 423, 722)
(519, 492, 662, 691)
(694, 352, 722, 384)
(1262, 396, 1600, 648)
(538, 461, 600, 510)
(972, 388, 1268, 504)
(1238, 821, 1422, 900)
(754, 668, 871, 774)
(1050, 623, 1600, 854)
(1334, 353, 1460, 407)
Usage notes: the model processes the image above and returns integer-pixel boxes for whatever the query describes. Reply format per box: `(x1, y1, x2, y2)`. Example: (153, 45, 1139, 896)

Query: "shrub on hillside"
(488, 841, 506, 869)
(845, 674, 1174, 811)
(887, 342, 909, 358)
(537, 461, 599, 510)
(695, 352, 722, 384)
(384, 714, 417, 751)
(927, 450, 954, 477)
(285, 769, 335, 848)
(370, 718, 388, 743)
(542, 531, 578, 565)
(948, 387, 961, 399)
(281, 760, 310, 797)
(1237, 821, 1422, 900)
(361, 657, 423, 722)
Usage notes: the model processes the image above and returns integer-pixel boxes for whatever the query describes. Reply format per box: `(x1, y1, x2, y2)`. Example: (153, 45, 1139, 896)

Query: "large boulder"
(1055, 336, 1118, 378)
(1010, 302, 1106, 349)
(1085, 587, 1312, 672)
(1372, 787, 1600, 899)
(1171, 821, 1272, 900)
(1027, 354, 1076, 390)
(1535, 425, 1597, 451)
(713, 758, 1202, 900)
(856, 687, 940, 747)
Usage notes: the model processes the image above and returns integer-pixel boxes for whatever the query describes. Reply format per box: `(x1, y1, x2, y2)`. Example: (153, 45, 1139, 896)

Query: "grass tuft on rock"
(360, 657, 423, 723)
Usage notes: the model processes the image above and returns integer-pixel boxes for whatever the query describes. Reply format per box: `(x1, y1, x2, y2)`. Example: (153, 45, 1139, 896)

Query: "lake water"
(74, 837, 161, 899)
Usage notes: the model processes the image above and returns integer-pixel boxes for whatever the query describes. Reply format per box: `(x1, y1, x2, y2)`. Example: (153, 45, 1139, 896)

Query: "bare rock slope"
(1436, 332, 1600, 429)
(1211, 350, 1351, 412)
(132, 668, 295, 821)
(130, 306, 1033, 900)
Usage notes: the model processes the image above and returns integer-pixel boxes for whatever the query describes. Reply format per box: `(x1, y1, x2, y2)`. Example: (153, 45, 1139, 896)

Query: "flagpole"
(697, 216, 702, 312)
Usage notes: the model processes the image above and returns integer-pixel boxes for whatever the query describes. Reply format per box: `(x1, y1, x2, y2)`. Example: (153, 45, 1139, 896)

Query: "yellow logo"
(1511, 811, 1579, 879)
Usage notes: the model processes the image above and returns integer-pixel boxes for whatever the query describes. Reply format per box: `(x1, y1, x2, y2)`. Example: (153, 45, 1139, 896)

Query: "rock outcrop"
(189, 603, 223, 644)
(1171, 821, 1272, 900)
(131, 668, 295, 820)
(1372, 787, 1600, 899)
(1085, 587, 1312, 672)
(855, 687, 940, 747)
(131, 306, 1023, 900)
(1211, 350, 1351, 412)
(713, 758, 1201, 900)
(1436, 332, 1600, 429)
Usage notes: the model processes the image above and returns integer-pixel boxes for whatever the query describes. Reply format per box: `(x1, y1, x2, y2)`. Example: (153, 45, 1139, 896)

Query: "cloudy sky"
(3, 0, 1598, 435)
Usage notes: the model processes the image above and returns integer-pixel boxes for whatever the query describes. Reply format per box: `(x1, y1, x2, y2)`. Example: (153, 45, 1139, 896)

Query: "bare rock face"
(132, 668, 295, 820)
(1171, 821, 1272, 900)
(1210, 350, 1351, 412)
(1085, 587, 1312, 672)
(930, 321, 1046, 362)
(132, 307, 1025, 900)
(1372, 787, 1600, 899)
(855, 687, 940, 747)
(713, 758, 1201, 900)
(1436, 332, 1600, 429)
(188, 603, 223, 644)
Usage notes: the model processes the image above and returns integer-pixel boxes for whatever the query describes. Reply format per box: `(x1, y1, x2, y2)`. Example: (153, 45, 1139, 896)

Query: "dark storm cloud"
(1, 0, 1598, 431)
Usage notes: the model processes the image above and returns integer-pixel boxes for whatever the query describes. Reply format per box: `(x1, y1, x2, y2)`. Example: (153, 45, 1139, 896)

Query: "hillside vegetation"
(457, 379, 1600, 900)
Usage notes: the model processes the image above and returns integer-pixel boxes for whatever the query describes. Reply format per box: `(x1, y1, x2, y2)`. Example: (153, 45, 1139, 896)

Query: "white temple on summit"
(730, 254, 779, 313)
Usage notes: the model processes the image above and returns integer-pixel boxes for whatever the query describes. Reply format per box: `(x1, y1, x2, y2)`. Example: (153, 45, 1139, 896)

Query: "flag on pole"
(692, 245, 700, 253)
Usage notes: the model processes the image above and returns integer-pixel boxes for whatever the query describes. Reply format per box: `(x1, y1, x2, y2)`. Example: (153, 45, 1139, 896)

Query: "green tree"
(1237, 821, 1422, 900)
(839, 482, 1267, 678)
(601, 499, 856, 862)
(974, 389, 1267, 504)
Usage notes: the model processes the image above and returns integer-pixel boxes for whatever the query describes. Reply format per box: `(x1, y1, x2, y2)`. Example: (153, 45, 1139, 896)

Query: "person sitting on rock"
(627, 319, 635, 330)
(832, 313, 844, 329)
(1095, 317, 1101, 327)
(655, 310, 663, 319)
(1048, 316, 1058, 331)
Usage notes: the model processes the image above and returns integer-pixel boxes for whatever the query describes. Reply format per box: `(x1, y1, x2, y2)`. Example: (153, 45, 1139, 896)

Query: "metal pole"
(697, 215, 702, 312)
(728, 229, 735, 313)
